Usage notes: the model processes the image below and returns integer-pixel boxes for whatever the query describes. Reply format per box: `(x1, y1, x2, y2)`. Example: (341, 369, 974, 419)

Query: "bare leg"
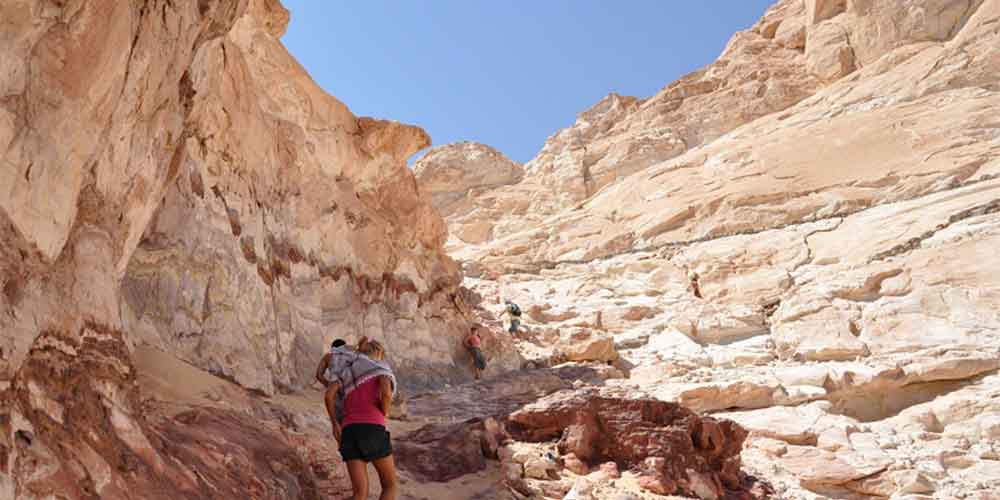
(346, 460, 369, 500)
(371, 455, 399, 500)
(469, 351, 481, 380)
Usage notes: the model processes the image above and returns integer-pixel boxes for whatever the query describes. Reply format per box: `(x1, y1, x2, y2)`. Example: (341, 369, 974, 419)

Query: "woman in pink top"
(325, 339, 397, 500)
(464, 325, 486, 380)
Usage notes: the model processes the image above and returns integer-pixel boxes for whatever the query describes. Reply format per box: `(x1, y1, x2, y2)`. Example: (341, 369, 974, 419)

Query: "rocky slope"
(0, 0, 518, 498)
(418, 0, 1000, 498)
(3, 0, 999, 498)
(414, 142, 525, 246)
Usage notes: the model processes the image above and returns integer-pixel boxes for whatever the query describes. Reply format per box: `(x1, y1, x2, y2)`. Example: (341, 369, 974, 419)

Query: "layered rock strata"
(507, 389, 763, 499)
(0, 0, 516, 498)
(421, 0, 1000, 497)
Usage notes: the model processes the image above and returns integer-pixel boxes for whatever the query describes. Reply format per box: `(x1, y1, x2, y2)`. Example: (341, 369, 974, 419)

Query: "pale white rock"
(5, 0, 998, 497)
(774, 365, 833, 388)
(674, 380, 785, 413)
(554, 330, 618, 363)
(817, 426, 855, 452)
(805, 0, 847, 25)
(777, 384, 828, 405)
(806, 19, 856, 81)
(721, 403, 836, 446)
(779, 445, 893, 487)
(524, 457, 557, 480)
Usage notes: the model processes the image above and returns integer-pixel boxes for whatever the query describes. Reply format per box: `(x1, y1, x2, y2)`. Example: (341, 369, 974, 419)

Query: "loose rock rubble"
(506, 388, 768, 499)
(418, 0, 1000, 498)
(3, 0, 1000, 498)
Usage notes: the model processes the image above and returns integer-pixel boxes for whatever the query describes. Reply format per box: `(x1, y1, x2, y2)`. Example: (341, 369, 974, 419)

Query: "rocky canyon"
(2, 0, 999, 499)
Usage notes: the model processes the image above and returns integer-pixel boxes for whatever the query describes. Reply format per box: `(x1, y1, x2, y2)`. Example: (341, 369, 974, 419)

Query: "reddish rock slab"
(506, 388, 767, 499)
(394, 417, 503, 482)
(4, 325, 322, 500)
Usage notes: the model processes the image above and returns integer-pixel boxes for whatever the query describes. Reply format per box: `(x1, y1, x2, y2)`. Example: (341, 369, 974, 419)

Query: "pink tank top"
(341, 378, 387, 427)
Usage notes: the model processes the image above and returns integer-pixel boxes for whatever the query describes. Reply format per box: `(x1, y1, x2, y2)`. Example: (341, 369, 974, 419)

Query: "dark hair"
(331, 339, 347, 348)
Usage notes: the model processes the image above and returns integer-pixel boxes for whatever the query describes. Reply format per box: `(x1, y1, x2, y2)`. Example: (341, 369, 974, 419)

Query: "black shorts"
(340, 423, 392, 462)
(469, 347, 486, 370)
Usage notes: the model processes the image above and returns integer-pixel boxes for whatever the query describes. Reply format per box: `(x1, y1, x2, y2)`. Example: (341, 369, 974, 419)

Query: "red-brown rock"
(638, 474, 678, 496)
(560, 410, 601, 462)
(506, 388, 762, 499)
(3, 325, 322, 500)
(562, 453, 590, 475)
(393, 417, 504, 482)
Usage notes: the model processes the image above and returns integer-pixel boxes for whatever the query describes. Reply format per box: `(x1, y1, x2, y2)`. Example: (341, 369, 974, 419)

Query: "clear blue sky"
(280, 1, 775, 163)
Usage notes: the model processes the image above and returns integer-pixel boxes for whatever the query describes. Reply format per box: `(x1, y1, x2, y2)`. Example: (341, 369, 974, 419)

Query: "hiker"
(322, 338, 398, 500)
(689, 272, 703, 299)
(315, 339, 351, 423)
(502, 299, 522, 335)
(464, 326, 486, 380)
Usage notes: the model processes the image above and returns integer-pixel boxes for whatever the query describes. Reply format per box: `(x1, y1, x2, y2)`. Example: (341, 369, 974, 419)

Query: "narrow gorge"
(2, 0, 999, 499)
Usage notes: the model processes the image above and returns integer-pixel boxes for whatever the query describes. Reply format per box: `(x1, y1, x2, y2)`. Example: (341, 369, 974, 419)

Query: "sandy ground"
(134, 343, 504, 499)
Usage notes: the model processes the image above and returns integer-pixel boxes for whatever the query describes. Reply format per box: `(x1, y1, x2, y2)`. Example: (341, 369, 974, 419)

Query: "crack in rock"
(867, 198, 1000, 263)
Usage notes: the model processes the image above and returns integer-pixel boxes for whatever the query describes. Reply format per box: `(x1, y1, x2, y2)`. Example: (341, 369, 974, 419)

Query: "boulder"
(555, 330, 619, 363)
(562, 453, 590, 475)
(507, 388, 763, 499)
(779, 445, 892, 489)
(393, 419, 499, 482)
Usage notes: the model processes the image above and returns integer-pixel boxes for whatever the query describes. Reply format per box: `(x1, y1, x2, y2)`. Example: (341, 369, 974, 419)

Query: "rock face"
(413, 142, 529, 248)
(4, 0, 1000, 497)
(0, 0, 515, 498)
(427, 0, 1000, 497)
(507, 388, 759, 499)
(114, 7, 527, 394)
(413, 142, 524, 218)
(393, 368, 768, 499)
(2, 324, 325, 500)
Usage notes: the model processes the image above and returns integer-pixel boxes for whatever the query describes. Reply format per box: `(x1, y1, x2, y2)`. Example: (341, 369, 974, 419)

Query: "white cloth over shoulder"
(324, 346, 396, 397)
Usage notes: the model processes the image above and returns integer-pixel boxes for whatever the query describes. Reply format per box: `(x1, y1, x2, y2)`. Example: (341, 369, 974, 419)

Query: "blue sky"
(280, 1, 775, 163)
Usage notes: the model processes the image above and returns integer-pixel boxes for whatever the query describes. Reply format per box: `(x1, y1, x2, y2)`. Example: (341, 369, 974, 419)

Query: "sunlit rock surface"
(421, 0, 1000, 497)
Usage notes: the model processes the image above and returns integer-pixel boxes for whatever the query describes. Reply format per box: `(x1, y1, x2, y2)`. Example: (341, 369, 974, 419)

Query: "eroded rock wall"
(413, 142, 528, 247)
(429, 0, 1000, 497)
(114, 1, 522, 394)
(0, 0, 518, 498)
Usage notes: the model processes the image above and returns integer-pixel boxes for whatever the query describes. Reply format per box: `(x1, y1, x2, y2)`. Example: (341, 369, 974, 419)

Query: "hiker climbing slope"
(315, 339, 352, 423)
(502, 299, 523, 335)
(464, 326, 486, 380)
(322, 338, 399, 500)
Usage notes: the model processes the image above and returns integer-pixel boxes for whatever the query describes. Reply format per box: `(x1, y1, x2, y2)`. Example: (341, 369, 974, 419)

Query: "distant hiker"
(689, 273, 703, 299)
(323, 338, 398, 500)
(315, 338, 351, 423)
(464, 326, 486, 380)
(502, 299, 523, 335)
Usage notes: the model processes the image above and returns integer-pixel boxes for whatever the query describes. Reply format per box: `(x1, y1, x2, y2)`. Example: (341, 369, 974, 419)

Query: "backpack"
(509, 303, 521, 317)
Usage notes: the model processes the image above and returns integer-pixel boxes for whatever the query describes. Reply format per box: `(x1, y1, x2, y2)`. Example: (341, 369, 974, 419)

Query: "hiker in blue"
(502, 299, 522, 335)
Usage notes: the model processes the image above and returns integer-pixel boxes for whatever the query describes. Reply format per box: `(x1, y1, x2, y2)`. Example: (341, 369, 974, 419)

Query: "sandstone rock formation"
(421, 0, 1000, 498)
(0, 0, 516, 498)
(506, 388, 759, 499)
(4, 0, 1000, 497)
(392, 366, 769, 500)
(414, 142, 523, 221)
(413, 142, 534, 250)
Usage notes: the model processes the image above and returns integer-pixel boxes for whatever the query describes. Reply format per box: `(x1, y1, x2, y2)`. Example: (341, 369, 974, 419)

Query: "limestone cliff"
(0, 0, 518, 498)
(422, 0, 1000, 497)
(413, 142, 526, 246)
